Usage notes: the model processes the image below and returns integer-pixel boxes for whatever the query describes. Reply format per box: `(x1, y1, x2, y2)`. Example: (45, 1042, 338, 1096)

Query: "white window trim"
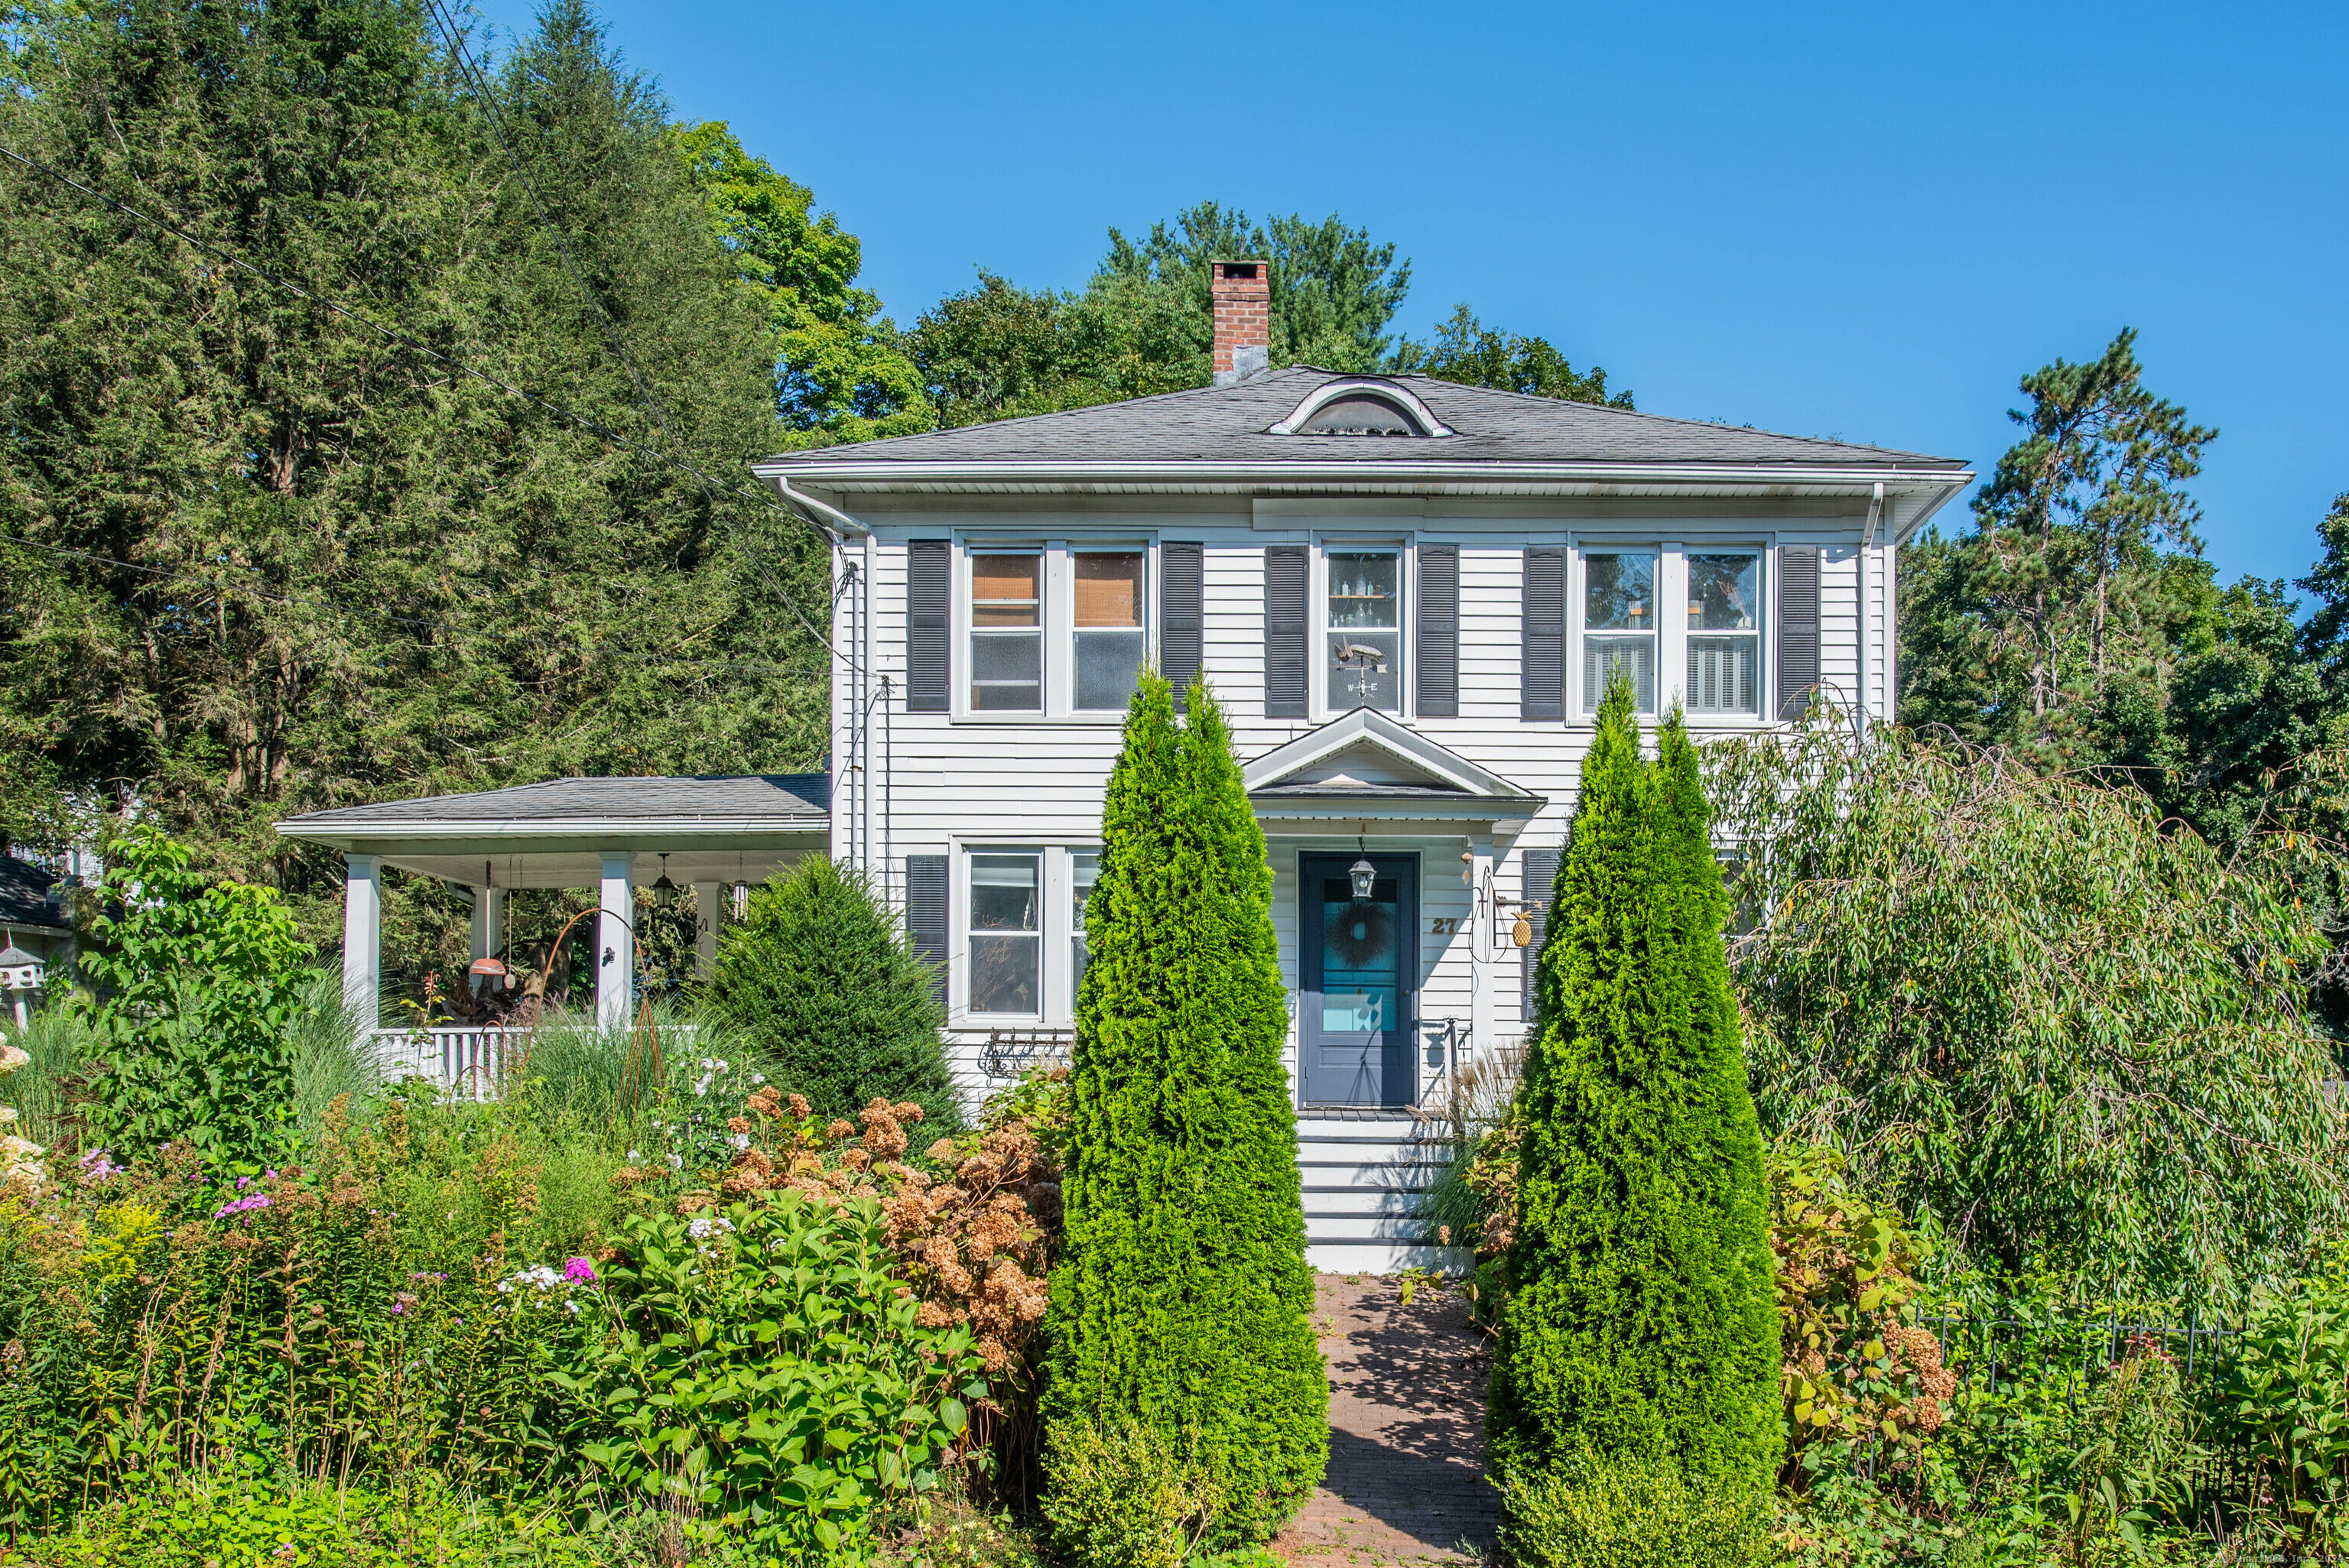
(952, 536, 1157, 725)
(1315, 534, 1411, 720)
(1570, 537, 1773, 727)
(950, 840, 1099, 1026)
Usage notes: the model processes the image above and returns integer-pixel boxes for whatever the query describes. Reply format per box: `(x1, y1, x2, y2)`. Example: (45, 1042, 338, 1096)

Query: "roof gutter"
(764, 473, 869, 541)
(753, 456, 1972, 493)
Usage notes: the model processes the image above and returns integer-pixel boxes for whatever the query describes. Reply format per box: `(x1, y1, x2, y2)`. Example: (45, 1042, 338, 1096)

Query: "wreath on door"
(1326, 898, 1393, 969)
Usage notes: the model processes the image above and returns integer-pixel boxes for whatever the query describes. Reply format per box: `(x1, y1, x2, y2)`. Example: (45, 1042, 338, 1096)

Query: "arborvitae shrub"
(706, 856, 960, 1129)
(1042, 674, 1326, 1544)
(1488, 678, 1779, 1488)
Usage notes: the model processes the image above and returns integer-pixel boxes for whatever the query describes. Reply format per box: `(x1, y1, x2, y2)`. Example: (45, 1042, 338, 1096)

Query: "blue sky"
(478, 0, 2348, 589)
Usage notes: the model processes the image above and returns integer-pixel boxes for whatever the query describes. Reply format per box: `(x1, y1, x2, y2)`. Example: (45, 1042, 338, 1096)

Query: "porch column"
(469, 885, 506, 993)
(597, 852, 634, 1031)
(342, 853, 382, 1030)
(693, 881, 721, 983)
(1468, 827, 1495, 1070)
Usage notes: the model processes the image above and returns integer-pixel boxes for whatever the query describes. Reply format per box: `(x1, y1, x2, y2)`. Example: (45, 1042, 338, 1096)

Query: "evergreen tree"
(706, 856, 958, 1129)
(1489, 679, 1779, 1488)
(1043, 673, 1325, 1545)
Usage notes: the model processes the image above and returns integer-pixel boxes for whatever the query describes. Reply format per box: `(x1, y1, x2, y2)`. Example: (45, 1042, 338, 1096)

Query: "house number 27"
(1428, 917, 1461, 935)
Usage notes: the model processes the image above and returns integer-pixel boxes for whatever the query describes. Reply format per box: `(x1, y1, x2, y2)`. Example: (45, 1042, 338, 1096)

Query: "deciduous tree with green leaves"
(1043, 672, 1324, 1546)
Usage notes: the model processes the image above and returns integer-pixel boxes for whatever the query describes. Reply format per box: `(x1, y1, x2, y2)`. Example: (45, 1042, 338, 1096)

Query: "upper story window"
(1327, 550, 1402, 713)
(1296, 395, 1420, 437)
(971, 552, 1042, 711)
(1686, 552, 1761, 716)
(1074, 552, 1145, 711)
(1582, 550, 1656, 712)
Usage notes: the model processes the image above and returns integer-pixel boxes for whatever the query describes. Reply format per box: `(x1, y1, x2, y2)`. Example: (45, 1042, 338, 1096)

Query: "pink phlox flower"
(212, 1193, 272, 1220)
(562, 1257, 597, 1284)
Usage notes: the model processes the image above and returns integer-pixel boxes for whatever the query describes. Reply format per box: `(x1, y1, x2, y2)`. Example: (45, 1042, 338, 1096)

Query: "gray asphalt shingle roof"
(1, 855, 69, 933)
(278, 774, 830, 829)
(764, 368, 1964, 472)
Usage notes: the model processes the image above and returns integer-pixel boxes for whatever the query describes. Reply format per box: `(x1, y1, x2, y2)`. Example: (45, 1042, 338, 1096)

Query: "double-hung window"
(969, 852, 1041, 1014)
(1074, 552, 1146, 711)
(1581, 550, 1657, 712)
(970, 552, 1042, 711)
(1685, 552, 1761, 716)
(1070, 849, 1100, 1008)
(1327, 549, 1402, 713)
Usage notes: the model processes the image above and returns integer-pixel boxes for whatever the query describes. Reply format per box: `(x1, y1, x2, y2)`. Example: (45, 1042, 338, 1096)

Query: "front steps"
(1295, 1114, 1468, 1274)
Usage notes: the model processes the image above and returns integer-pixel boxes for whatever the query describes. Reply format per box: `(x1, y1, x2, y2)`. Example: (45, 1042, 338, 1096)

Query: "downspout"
(1858, 482, 1883, 737)
(770, 477, 872, 874)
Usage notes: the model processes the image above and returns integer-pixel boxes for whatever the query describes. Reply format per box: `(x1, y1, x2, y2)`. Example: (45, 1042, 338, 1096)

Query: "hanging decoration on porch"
(1328, 839, 1392, 967)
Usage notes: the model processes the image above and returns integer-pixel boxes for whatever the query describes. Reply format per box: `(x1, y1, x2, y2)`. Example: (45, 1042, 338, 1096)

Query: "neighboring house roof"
(760, 368, 1967, 476)
(277, 774, 830, 835)
(0, 855, 69, 936)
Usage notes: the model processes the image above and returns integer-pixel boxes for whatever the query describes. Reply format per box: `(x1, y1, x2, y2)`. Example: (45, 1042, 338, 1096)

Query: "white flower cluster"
(690, 1056, 731, 1097)
(686, 1214, 736, 1242)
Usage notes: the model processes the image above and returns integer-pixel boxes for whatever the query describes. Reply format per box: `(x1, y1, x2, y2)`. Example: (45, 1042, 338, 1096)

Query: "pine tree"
(1488, 678, 1779, 1488)
(1043, 673, 1326, 1545)
(706, 856, 958, 1129)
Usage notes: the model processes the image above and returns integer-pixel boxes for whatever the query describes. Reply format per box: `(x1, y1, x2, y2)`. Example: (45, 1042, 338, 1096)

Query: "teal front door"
(1298, 852, 1416, 1107)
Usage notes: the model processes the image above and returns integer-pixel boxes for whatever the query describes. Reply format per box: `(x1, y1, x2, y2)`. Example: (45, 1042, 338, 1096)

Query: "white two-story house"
(753, 261, 1971, 1269)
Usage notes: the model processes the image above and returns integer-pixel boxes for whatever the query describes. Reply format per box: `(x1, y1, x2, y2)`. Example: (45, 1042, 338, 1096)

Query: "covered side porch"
(275, 774, 829, 1079)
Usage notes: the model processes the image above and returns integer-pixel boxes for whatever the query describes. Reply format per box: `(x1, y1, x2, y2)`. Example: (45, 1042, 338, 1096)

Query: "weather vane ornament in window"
(1334, 642, 1388, 706)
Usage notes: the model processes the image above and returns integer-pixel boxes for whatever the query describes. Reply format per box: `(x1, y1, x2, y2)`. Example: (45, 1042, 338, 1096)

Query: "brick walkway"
(1275, 1273, 1500, 1566)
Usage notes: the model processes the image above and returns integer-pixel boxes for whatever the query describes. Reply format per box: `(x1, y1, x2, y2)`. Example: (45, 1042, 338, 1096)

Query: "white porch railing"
(365, 1023, 698, 1099)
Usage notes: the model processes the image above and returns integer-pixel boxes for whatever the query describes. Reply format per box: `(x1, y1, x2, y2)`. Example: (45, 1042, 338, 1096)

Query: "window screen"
(970, 554, 1041, 711)
(969, 853, 1040, 1014)
(1074, 553, 1145, 711)
(1686, 553, 1760, 715)
(1582, 551, 1656, 712)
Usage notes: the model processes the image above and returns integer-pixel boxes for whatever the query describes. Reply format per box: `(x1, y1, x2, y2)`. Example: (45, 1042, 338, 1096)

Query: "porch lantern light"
(651, 853, 679, 906)
(0, 932, 44, 1030)
(1349, 839, 1377, 902)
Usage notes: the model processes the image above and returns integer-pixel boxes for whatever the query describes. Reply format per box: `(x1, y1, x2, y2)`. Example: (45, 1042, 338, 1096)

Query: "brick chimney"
(1211, 259, 1271, 388)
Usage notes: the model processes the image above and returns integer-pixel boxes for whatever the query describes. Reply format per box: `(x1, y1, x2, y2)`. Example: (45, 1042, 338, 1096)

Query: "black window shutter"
(1264, 545, 1308, 718)
(905, 854, 949, 1005)
(1521, 547, 1565, 720)
(1416, 544, 1459, 717)
(1161, 542, 1204, 710)
(1521, 847, 1561, 1022)
(907, 541, 950, 713)
(1776, 544, 1821, 720)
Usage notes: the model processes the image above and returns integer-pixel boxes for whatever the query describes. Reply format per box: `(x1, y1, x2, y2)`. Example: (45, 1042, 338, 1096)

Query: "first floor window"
(1074, 553, 1145, 710)
(1070, 849, 1100, 1008)
(971, 552, 1042, 711)
(970, 853, 1040, 1014)
(1582, 550, 1656, 711)
(1327, 549, 1401, 711)
(1685, 552, 1761, 715)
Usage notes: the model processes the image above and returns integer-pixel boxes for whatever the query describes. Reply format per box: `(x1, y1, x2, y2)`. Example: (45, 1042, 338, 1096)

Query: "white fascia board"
(1250, 799, 1542, 824)
(753, 458, 1973, 494)
(275, 818, 826, 846)
(1241, 708, 1535, 799)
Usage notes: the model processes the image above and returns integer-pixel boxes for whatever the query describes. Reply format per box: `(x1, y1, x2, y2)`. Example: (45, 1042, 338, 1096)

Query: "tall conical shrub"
(1042, 673, 1327, 1544)
(1488, 677, 1779, 1488)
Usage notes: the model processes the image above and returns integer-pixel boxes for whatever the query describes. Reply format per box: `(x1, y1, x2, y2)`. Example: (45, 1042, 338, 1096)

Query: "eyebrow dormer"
(1268, 377, 1454, 438)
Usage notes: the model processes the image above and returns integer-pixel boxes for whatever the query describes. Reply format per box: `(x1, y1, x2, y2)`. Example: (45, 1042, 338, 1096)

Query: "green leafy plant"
(1490, 680, 1779, 1486)
(1497, 1451, 1773, 1568)
(557, 1193, 987, 1562)
(1772, 1143, 1953, 1486)
(1038, 1416, 1222, 1568)
(707, 857, 960, 1129)
(1041, 674, 1326, 1545)
(2214, 1252, 2349, 1556)
(78, 823, 310, 1170)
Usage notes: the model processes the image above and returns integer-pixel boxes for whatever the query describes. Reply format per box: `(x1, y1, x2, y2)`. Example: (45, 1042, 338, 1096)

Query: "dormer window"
(1295, 395, 1420, 437)
(1268, 378, 1454, 438)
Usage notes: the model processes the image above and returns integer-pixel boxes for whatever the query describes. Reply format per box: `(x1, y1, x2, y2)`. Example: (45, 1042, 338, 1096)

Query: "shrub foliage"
(707, 855, 959, 1128)
(1490, 682, 1779, 1486)
(1042, 674, 1326, 1544)
(1709, 711, 2348, 1304)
